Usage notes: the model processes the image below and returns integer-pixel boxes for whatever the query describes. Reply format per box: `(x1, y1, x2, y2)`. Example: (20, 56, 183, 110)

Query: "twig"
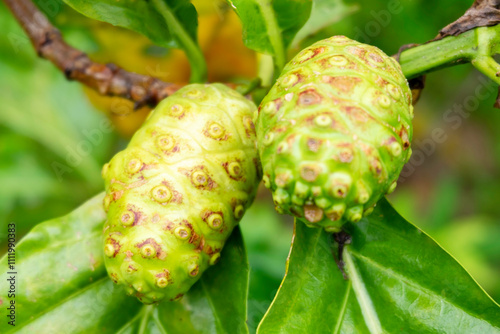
(332, 231, 352, 280)
(150, 0, 207, 83)
(3, 0, 181, 109)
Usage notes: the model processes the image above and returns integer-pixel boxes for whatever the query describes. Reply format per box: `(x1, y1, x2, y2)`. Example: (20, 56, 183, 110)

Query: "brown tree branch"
(3, 0, 181, 109)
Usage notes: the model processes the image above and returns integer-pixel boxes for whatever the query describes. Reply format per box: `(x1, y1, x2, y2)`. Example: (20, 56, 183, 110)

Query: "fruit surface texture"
(256, 36, 413, 232)
(102, 83, 260, 304)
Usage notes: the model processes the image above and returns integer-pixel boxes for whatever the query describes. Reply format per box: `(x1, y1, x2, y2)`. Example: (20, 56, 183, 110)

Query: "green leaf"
(257, 198, 500, 333)
(240, 201, 293, 333)
(228, 0, 312, 72)
(0, 62, 108, 189)
(0, 194, 249, 333)
(60, 0, 193, 48)
(60, 0, 206, 82)
(0, 4, 115, 232)
(102, 229, 249, 334)
(0, 193, 123, 333)
(155, 227, 249, 334)
(292, 0, 359, 48)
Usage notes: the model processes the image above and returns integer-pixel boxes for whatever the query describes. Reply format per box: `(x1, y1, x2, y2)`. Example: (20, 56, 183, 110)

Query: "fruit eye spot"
(389, 142, 402, 156)
(262, 101, 276, 114)
(228, 162, 242, 178)
(121, 210, 135, 226)
(185, 89, 202, 99)
(347, 206, 363, 223)
(329, 55, 348, 66)
(234, 205, 244, 220)
(358, 190, 370, 204)
(387, 84, 401, 99)
(300, 164, 321, 182)
(126, 264, 138, 274)
(209, 253, 221, 265)
(276, 142, 288, 154)
(304, 205, 324, 223)
(103, 195, 111, 212)
(101, 163, 109, 177)
(207, 213, 224, 230)
(262, 175, 271, 188)
(104, 244, 116, 258)
(156, 135, 175, 151)
(296, 49, 314, 62)
(207, 122, 226, 139)
(141, 244, 157, 258)
(174, 226, 191, 240)
(325, 203, 346, 223)
(299, 93, 320, 105)
(191, 170, 209, 187)
(314, 115, 332, 127)
(338, 148, 353, 163)
(329, 172, 352, 198)
(306, 138, 321, 152)
(367, 52, 384, 67)
(170, 104, 184, 117)
(387, 181, 397, 194)
(156, 277, 168, 288)
(281, 74, 298, 87)
(378, 95, 391, 108)
(334, 186, 346, 197)
(151, 185, 172, 203)
(263, 132, 274, 146)
(188, 263, 199, 277)
(275, 170, 293, 188)
(243, 115, 255, 133)
(127, 159, 142, 174)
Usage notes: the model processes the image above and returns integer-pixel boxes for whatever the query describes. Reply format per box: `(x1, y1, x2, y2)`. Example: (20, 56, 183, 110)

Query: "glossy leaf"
(0, 194, 249, 333)
(257, 198, 500, 333)
(0, 33, 112, 189)
(108, 228, 249, 334)
(228, 0, 312, 71)
(61, 0, 197, 49)
(292, 0, 359, 47)
(155, 228, 249, 334)
(0, 3, 115, 233)
(60, 0, 207, 82)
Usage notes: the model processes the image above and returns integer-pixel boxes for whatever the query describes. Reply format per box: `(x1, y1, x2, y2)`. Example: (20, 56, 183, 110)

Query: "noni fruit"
(102, 84, 261, 304)
(256, 36, 413, 232)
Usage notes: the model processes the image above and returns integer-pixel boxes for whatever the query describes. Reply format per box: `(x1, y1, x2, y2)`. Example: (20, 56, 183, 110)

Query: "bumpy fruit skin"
(256, 36, 413, 232)
(102, 84, 261, 304)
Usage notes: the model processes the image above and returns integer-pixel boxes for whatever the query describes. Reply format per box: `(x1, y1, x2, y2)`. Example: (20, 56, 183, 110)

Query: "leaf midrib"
(332, 281, 351, 334)
(8, 276, 109, 333)
(344, 250, 382, 334)
(258, 228, 326, 332)
(201, 278, 225, 333)
(349, 250, 500, 326)
(255, 0, 285, 71)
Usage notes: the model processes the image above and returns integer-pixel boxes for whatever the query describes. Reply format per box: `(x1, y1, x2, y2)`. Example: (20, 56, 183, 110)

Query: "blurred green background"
(1, 0, 499, 331)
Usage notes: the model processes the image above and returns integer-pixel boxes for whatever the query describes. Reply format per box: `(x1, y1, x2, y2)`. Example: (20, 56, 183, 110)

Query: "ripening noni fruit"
(256, 36, 413, 232)
(102, 84, 261, 304)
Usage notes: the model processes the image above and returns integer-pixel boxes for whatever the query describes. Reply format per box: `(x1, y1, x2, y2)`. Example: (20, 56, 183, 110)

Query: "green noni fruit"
(256, 36, 413, 232)
(102, 83, 261, 304)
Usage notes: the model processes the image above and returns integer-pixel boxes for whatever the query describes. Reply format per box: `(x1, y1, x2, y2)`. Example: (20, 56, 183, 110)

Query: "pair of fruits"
(101, 36, 413, 304)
